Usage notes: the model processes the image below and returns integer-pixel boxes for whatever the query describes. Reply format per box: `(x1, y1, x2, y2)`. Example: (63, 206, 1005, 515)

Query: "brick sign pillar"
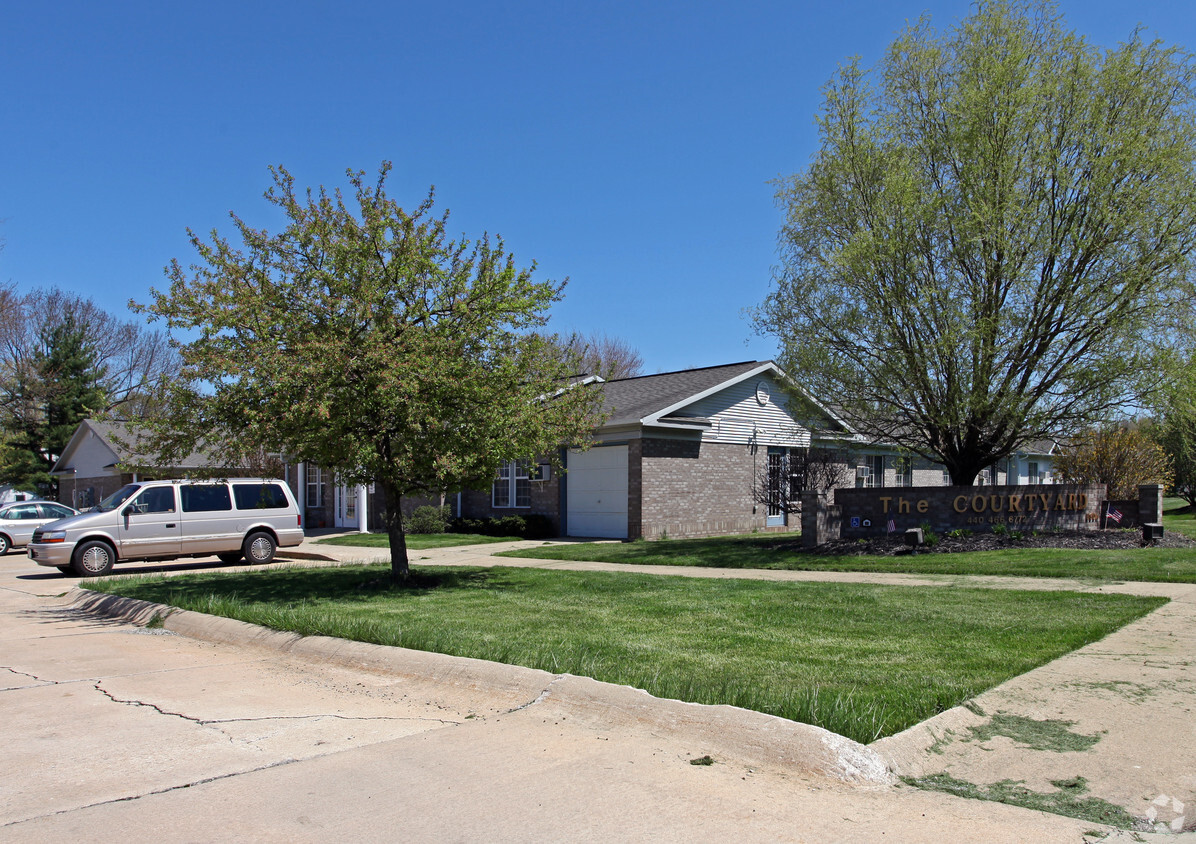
(801, 491, 841, 547)
(1139, 484, 1164, 525)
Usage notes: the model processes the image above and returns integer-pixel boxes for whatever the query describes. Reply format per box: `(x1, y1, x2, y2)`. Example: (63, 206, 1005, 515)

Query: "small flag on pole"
(1107, 506, 1123, 524)
(887, 518, 896, 534)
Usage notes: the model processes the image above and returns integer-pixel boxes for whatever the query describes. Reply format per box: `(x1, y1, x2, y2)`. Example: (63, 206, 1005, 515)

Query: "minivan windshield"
(96, 484, 141, 512)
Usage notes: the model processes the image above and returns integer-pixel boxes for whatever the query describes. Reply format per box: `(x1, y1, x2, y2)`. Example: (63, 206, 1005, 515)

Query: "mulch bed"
(797, 528, 1195, 557)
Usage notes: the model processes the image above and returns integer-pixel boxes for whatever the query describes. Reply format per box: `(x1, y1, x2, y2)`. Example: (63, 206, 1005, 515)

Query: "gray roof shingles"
(598, 361, 766, 427)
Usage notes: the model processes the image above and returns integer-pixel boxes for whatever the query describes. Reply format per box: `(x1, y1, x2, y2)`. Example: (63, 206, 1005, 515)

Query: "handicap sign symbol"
(850, 516, 861, 528)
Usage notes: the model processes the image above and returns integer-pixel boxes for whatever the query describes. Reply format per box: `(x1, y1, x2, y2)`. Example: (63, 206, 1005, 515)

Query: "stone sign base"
(801, 484, 1164, 548)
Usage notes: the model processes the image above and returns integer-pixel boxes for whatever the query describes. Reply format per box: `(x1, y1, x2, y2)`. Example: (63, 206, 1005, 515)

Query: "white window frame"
(492, 460, 531, 509)
(857, 455, 884, 489)
(306, 465, 325, 507)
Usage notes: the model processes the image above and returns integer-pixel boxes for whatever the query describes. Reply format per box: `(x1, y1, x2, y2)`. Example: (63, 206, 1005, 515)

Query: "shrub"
(919, 522, 940, 548)
(448, 514, 556, 539)
(408, 505, 451, 534)
(945, 528, 972, 539)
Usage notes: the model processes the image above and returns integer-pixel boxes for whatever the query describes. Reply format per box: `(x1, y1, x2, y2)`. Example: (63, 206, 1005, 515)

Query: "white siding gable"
(59, 429, 121, 477)
(673, 374, 812, 447)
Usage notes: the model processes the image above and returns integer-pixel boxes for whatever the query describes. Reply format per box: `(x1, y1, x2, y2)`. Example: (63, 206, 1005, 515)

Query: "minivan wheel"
(72, 540, 115, 577)
(216, 551, 242, 564)
(0, 534, 10, 555)
(243, 532, 277, 564)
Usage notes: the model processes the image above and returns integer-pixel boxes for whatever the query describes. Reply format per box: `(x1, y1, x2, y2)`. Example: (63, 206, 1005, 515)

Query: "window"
(181, 484, 232, 512)
(894, 456, 913, 487)
(306, 465, 325, 507)
(234, 482, 289, 510)
(857, 455, 884, 488)
(766, 447, 788, 518)
(6, 504, 41, 520)
(1028, 462, 1040, 484)
(130, 487, 176, 514)
(39, 503, 75, 519)
(492, 460, 531, 508)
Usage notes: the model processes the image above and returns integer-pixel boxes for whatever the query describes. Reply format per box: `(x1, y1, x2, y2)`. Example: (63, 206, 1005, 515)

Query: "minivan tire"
(72, 540, 115, 577)
(216, 551, 242, 564)
(243, 531, 277, 564)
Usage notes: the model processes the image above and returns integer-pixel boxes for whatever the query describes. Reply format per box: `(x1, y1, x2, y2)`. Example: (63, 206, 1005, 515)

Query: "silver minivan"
(27, 478, 304, 576)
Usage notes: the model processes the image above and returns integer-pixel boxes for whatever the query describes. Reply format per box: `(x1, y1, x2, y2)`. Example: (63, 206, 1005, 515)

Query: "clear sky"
(3, 1, 1193, 374)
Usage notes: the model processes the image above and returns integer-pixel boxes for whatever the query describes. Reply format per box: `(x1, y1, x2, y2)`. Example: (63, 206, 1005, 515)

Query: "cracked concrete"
(5, 542, 1196, 841)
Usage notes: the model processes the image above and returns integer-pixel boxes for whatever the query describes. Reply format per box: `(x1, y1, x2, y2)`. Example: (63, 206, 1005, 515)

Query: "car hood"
(37, 510, 112, 532)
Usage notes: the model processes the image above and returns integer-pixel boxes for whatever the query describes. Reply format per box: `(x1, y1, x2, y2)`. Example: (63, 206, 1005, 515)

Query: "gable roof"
(51, 419, 225, 475)
(598, 361, 765, 427)
(597, 360, 852, 434)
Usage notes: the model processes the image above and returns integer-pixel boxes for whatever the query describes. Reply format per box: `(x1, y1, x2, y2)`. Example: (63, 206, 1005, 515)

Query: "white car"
(27, 478, 304, 576)
(0, 500, 80, 555)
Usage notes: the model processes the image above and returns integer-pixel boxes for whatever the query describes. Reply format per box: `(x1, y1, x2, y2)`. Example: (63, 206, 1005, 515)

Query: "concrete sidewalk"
(3, 536, 1195, 840)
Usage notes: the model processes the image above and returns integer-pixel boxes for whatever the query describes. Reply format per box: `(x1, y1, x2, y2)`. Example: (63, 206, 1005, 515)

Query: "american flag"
(1107, 506, 1123, 524)
(887, 518, 896, 534)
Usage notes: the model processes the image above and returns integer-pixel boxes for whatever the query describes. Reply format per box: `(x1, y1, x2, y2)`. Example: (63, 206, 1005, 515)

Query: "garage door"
(567, 445, 629, 539)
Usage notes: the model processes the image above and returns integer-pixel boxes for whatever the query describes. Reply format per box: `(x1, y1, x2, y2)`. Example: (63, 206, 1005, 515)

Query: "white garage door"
(567, 445, 629, 539)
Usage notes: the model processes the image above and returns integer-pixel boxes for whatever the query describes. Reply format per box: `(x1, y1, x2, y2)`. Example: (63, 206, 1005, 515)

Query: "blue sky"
(3, 1, 1194, 374)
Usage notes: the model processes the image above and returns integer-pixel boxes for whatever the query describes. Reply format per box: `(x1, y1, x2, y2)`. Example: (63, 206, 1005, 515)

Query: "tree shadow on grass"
(93, 565, 505, 607)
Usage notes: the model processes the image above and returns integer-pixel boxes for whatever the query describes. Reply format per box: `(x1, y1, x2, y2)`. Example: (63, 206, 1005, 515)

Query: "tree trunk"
(379, 481, 409, 581)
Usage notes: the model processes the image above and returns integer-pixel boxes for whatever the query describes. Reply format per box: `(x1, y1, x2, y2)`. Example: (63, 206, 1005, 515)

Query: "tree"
(1151, 359, 1196, 507)
(133, 162, 604, 580)
(756, 1, 1196, 485)
(1, 314, 109, 494)
(0, 287, 180, 432)
(557, 331, 644, 380)
(749, 445, 854, 517)
(1055, 425, 1172, 499)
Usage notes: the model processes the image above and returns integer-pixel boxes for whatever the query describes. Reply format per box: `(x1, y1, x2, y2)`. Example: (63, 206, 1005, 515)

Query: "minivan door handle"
(165, 523, 177, 528)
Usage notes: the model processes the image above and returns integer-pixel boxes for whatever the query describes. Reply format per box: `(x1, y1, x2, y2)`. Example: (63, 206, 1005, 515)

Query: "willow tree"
(757, 1, 1196, 485)
(135, 163, 602, 579)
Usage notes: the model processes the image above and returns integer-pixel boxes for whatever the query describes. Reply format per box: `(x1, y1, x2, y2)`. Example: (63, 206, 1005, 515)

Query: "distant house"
(0, 485, 37, 505)
(53, 361, 1056, 540)
(50, 420, 251, 510)
(456, 360, 1057, 540)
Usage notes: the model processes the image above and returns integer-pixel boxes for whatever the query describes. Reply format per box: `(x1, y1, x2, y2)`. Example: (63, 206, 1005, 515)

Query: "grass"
(1163, 497, 1196, 539)
(906, 773, 1139, 829)
(85, 564, 1164, 744)
(499, 533, 1196, 583)
(315, 532, 511, 550)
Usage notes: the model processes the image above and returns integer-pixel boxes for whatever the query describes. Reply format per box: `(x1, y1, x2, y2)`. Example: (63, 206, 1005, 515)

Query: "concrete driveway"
(1, 540, 1190, 842)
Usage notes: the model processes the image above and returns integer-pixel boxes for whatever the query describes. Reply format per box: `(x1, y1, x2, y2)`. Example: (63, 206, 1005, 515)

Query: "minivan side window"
(181, 484, 232, 512)
(233, 483, 289, 510)
(130, 487, 176, 514)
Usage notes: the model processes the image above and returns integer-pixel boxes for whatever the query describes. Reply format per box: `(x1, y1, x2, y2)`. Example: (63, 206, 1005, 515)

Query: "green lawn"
(87, 564, 1164, 744)
(500, 534, 1196, 583)
(1164, 498, 1196, 539)
(315, 532, 511, 550)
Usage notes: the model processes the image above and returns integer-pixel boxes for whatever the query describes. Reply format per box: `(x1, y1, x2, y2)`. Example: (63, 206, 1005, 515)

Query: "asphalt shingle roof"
(598, 361, 766, 427)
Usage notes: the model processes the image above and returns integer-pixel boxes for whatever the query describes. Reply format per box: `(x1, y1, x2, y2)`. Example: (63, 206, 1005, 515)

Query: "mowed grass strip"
(315, 533, 511, 550)
(87, 565, 1164, 744)
(499, 535, 1196, 582)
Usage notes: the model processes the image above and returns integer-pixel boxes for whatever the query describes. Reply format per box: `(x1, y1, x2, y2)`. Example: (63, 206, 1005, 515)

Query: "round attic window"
(755, 381, 770, 406)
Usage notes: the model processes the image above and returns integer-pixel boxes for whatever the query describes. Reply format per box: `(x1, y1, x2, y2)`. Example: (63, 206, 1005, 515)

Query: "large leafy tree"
(134, 162, 603, 579)
(757, 1, 1196, 485)
(1054, 424, 1173, 500)
(1, 303, 120, 495)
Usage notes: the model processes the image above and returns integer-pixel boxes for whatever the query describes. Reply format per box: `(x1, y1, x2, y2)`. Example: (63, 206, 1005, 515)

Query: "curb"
(65, 587, 893, 787)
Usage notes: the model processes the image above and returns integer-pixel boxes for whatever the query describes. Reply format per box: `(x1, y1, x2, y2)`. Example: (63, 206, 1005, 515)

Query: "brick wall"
(459, 462, 562, 533)
(639, 437, 790, 540)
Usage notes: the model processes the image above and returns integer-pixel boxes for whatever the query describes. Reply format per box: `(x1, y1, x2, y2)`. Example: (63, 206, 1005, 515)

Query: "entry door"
(766, 447, 787, 527)
(335, 484, 358, 528)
